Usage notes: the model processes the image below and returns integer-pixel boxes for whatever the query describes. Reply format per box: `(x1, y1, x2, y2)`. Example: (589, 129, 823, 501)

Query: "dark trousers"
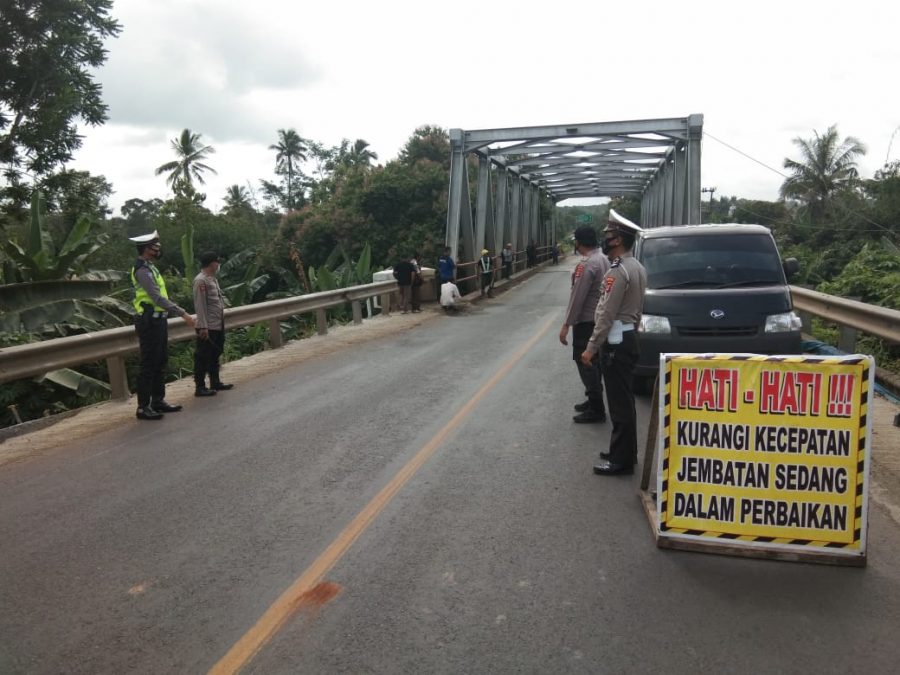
(503, 261, 512, 279)
(572, 322, 605, 415)
(411, 282, 422, 310)
(600, 331, 639, 464)
(135, 314, 168, 407)
(397, 284, 412, 311)
(195, 329, 225, 388)
(480, 272, 493, 295)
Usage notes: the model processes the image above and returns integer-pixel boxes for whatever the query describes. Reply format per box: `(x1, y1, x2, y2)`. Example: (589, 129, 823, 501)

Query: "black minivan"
(634, 224, 802, 388)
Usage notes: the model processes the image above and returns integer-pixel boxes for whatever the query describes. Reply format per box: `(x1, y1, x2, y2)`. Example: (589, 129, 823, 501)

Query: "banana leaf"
(37, 368, 111, 397)
(315, 266, 336, 291)
(355, 243, 372, 283)
(181, 222, 195, 280)
(0, 280, 114, 312)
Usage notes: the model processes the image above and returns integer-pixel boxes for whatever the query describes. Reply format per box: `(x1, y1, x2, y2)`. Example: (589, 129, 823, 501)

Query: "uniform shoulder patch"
(604, 275, 615, 294)
(574, 262, 585, 278)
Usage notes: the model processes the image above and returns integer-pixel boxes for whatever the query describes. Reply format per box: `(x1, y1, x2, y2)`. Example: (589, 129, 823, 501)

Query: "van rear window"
(641, 234, 784, 290)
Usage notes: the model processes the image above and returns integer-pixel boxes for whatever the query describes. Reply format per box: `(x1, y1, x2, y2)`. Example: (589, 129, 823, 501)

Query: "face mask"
(601, 237, 617, 255)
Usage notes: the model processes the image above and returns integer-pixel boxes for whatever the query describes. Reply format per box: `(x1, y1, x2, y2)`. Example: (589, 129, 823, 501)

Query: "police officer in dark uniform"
(560, 226, 609, 423)
(129, 230, 195, 420)
(580, 210, 647, 475)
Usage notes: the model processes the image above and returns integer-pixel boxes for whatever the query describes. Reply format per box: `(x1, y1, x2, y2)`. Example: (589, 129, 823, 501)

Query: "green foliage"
(0, 0, 121, 177)
(817, 240, 900, 308)
(1, 191, 111, 282)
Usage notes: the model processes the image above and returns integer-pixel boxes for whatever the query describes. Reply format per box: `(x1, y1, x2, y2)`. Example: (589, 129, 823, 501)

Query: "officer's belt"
(142, 310, 168, 318)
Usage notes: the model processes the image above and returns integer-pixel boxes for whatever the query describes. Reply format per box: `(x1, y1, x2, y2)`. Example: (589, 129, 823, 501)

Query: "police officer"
(580, 210, 647, 475)
(193, 250, 233, 397)
(129, 230, 195, 420)
(559, 226, 609, 424)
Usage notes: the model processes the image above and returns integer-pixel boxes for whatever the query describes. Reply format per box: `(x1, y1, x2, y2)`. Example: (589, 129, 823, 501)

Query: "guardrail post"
(798, 310, 813, 334)
(352, 300, 363, 325)
(838, 325, 858, 353)
(380, 292, 392, 316)
(106, 355, 130, 400)
(268, 319, 283, 348)
(316, 309, 328, 335)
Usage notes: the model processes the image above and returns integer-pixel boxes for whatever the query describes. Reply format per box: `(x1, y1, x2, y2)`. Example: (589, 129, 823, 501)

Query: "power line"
(704, 129, 896, 240)
(703, 131, 788, 179)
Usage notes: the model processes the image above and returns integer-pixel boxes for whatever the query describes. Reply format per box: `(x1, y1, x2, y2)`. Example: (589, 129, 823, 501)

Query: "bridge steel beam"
(494, 166, 509, 251)
(446, 115, 702, 247)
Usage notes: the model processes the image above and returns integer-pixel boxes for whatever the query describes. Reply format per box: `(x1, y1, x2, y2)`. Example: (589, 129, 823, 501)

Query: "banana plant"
(307, 243, 376, 292)
(0, 192, 112, 282)
(218, 248, 271, 307)
(0, 191, 125, 332)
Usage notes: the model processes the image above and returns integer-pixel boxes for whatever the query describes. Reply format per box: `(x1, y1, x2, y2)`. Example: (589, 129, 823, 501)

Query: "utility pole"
(701, 186, 717, 223)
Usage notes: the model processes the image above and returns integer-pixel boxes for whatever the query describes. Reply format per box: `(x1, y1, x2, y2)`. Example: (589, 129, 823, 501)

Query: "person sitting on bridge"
(440, 279, 463, 313)
(129, 230, 195, 420)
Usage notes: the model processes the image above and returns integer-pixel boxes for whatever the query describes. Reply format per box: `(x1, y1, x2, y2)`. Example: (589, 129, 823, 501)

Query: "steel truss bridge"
(445, 114, 704, 262)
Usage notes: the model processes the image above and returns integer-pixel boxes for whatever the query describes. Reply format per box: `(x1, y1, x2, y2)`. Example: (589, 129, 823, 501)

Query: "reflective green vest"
(130, 260, 169, 313)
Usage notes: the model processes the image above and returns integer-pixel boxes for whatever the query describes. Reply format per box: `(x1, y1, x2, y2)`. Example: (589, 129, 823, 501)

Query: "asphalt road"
(2, 263, 900, 674)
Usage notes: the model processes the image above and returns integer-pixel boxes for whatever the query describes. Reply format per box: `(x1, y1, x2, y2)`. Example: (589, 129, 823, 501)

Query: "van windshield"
(641, 233, 784, 290)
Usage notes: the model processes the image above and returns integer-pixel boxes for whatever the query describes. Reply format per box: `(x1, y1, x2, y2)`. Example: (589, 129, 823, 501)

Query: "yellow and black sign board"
(656, 353, 873, 562)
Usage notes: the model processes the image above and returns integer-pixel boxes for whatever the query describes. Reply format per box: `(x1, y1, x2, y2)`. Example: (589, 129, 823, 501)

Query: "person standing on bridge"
(580, 210, 646, 475)
(501, 243, 514, 279)
(192, 251, 233, 397)
(479, 248, 495, 298)
(392, 254, 416, 313)
(560, 226, 609, 424)
(526, 240, 537, 268)
(129, 230, 195, 420)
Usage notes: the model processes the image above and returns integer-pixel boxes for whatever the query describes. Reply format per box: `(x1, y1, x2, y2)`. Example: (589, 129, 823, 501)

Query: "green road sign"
(576, 214, 592, 224)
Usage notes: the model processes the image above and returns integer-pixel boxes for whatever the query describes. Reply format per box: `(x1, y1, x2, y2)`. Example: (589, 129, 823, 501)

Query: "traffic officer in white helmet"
(129, 230, 195, 420)
(579, 209, 647, 475)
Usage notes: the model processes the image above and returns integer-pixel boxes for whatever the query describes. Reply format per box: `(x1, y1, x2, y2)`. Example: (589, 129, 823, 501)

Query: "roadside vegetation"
(1, 1, 897, 427)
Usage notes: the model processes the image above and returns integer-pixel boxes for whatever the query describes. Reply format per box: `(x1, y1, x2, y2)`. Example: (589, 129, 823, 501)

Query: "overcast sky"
(73, 0, 899, 216)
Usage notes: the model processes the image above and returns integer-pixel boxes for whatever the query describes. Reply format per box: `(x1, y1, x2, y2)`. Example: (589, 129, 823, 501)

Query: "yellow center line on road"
(209, 315, 557, 674)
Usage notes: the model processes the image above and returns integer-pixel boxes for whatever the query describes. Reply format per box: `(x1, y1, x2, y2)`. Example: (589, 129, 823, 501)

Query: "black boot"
(152, 400, 183, 412)
(195, 386, 217, 397)
(573, 409, 606, 424)
(211, 382, 234, 391)
(136, 406, 163, 420)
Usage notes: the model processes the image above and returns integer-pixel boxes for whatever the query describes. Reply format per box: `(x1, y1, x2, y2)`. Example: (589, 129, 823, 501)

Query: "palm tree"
(154, 128, 217, 191)
(269, 128, 307, 210)
(780, 125, 866, 221)
(348, 138, 378, 166)
(223, 184, 252, 212)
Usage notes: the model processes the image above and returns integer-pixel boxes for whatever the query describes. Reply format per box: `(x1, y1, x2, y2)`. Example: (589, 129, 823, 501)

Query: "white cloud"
(70, 0, 900, 215)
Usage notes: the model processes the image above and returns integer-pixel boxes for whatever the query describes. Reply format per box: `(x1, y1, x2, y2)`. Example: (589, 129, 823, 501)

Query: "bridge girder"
(445, 115, 703, 262)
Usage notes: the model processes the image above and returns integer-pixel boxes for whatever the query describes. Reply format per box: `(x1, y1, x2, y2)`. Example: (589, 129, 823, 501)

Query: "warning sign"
(656, 353, 873, 559)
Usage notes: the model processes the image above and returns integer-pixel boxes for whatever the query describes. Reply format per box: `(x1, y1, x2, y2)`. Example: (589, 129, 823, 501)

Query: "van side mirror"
(783, 257, 800, 279)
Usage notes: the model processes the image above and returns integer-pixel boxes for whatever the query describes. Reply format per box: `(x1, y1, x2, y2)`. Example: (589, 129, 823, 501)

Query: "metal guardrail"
(790, 286, 900, 347)
(0, 280, 397, 399)
(5, 278, 892, 408)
